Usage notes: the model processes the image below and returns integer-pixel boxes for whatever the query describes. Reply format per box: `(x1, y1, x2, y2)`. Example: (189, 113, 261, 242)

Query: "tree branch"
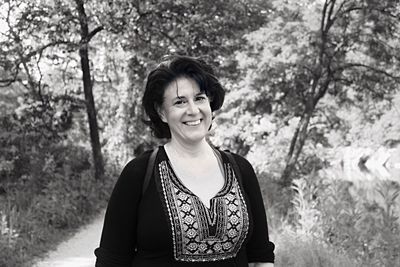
(0, 68, 20, 87)
(154, 27, 181, 48)
(339, 5, 363, 16)
(87, 26, 104, 42)
(53, 94, 86, 110)
(320, 0, 328, 35)
(325, 0, 336, 31)
(0, 40, 75, 88)
(24, 40, 73, 59)
(314, 71, 332, 103)
(334, 63, 400, 80)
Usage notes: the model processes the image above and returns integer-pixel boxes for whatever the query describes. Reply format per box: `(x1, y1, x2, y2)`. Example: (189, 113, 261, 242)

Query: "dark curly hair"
(142, 55, 225, 139)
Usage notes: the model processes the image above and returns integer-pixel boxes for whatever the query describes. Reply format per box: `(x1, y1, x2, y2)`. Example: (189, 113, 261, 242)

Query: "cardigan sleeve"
(94, 152, 150, 267)
(233, 154, 275, 263)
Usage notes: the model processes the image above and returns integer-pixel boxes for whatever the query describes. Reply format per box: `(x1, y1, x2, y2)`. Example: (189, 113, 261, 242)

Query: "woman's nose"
(186, 100, 200, 114)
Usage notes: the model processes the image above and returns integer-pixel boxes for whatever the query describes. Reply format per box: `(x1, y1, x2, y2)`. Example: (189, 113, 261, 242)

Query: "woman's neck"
(165, 138, 211, 159)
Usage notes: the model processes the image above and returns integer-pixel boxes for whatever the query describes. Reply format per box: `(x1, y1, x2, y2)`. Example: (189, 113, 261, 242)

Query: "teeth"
(185, 120, 201, 126)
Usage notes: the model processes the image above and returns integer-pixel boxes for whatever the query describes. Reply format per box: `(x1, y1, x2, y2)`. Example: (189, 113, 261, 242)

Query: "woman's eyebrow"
(169, 92, 205, 101)
(195, 92, 207, 96)
(172, 95, 185, 100)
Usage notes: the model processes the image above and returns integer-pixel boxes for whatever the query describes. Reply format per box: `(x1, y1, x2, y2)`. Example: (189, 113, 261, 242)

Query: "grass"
(273, 228, 358, 267)
(262, 172, 400, 267)
(0, 168, 116, 267)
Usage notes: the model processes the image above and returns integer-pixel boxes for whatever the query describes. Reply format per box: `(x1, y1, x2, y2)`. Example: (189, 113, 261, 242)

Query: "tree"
(0, 0, 70, 95)
(89, 0, 272, 154)
(0, 0, 105, 179)
(1, 0, 273, 179)
(231, 0, 400, 186)
(74, 0, 104, 179)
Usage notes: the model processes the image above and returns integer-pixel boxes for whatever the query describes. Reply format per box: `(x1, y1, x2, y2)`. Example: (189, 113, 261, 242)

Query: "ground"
(33, 212, 104, 267)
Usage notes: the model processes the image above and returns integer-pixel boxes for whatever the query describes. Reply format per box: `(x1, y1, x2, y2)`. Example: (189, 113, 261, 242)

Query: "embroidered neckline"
(155, 148, 249, 262)
(165, 159, 232, 204)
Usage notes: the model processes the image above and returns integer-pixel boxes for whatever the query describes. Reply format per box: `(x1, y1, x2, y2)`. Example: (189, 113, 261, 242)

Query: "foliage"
(0, 0, 108, 179)
(0, 0, 78, 91)
(96, 0, 270, 67)
(91, 0, 274, 155)
(0, 0, 274, 165)
(274, 227, 357, 267)
(287, 173, 400, 266)
(0, 106, 115, 266)
(338, 93, 400, 148)
(217, 0, 400, 187)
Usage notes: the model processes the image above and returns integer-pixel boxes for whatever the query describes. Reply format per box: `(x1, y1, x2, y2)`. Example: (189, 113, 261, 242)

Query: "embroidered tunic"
(95, 147, 274, 267)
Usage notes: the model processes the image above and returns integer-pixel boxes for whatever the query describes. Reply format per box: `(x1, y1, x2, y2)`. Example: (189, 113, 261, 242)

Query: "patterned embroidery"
(158, 160, 249, 262)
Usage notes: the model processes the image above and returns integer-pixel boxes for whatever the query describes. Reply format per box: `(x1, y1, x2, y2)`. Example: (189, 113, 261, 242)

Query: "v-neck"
(161, 146, 229, 209)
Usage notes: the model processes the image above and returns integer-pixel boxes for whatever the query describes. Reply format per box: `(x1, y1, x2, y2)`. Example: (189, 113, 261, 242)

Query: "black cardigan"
(95, 147, 274, 266)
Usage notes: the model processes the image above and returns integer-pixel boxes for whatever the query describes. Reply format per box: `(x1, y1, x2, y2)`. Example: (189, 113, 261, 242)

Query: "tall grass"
(274, 228, 357, 267)
(0, 161, 116, 267)
(265, 173, 400, 267)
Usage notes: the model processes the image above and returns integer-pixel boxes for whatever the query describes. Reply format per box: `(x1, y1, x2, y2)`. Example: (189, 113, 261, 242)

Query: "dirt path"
(33, 212, 105, 267)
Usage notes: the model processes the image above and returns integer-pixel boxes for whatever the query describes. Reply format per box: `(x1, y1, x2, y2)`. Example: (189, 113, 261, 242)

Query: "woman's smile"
(183, 119, 202, 126)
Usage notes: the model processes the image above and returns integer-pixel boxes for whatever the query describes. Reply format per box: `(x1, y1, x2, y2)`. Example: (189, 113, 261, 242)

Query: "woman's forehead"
(164, 77, 202, 97)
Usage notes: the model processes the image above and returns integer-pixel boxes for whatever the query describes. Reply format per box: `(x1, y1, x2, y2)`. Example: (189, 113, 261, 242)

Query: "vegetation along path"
(34, 212, 105, 267)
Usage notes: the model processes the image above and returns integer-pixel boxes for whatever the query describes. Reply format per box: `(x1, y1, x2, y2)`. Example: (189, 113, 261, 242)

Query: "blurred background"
(1, 0, 399, 266)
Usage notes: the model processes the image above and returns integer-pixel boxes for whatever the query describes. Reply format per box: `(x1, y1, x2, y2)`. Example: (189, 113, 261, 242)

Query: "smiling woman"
(95, 55, 275, 267)
(158, 77, 213, 146)
(142, 56, 225, 140)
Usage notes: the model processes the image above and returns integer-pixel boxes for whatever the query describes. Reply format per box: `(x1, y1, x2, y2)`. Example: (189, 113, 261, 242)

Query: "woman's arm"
(232, 153, 275, 263)
(95, 154, 149, 267)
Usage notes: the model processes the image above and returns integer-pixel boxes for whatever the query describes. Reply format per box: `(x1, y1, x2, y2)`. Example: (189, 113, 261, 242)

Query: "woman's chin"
(181, 132, 208, 144)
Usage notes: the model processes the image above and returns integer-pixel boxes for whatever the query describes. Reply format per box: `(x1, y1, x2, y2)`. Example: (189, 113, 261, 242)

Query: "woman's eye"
(173, 99, 186, 106)
(195, 96, 207, 102)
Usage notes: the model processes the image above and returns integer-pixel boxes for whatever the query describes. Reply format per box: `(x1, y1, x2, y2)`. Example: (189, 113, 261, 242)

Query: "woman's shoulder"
(113, 149, 157, 189)
(121, 148, 157, 174)
(216, 148, 259, 185)
(217, 148, 253, 170)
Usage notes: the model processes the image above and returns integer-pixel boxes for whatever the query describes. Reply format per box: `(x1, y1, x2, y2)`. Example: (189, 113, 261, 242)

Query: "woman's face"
(158, 77, 212, 145)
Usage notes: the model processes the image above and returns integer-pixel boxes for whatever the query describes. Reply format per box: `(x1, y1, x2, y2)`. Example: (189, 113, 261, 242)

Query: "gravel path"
(33, 212, 105, 267)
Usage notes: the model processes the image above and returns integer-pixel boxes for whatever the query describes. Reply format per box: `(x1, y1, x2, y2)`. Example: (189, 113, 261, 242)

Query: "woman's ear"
(155, 104, 167, 123)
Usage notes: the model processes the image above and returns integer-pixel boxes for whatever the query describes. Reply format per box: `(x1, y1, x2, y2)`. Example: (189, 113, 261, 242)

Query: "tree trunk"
(75, 0, 104, 180)
(280, 99, 315, 187)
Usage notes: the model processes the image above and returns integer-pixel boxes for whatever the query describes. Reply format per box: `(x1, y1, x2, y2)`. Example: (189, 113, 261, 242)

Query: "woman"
(95, 55, 275, 266)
